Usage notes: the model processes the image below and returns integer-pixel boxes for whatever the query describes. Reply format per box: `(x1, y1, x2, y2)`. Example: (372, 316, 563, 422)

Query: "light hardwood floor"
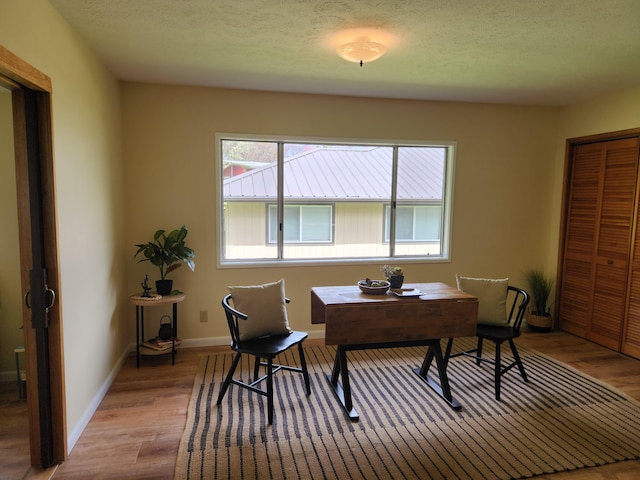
(0, 379, 31, 480)
(9, 330, 640, 479)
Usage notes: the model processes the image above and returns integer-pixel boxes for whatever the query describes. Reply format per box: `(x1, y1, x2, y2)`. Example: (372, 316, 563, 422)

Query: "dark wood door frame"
(0, 45, 67, 466)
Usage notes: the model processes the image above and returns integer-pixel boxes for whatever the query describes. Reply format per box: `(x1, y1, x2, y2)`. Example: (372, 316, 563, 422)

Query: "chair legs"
(509, 338, 528, 382)
(493, 339, 529, 401)
(298, 342, 311, 395)
(446, 338, 528, 401)
(252, 356, 259, 382)
(266, 357, 274, 424)
(494, 341, 502, 401)
(216, 352, 242, 406)
(217, 344, 311, 424)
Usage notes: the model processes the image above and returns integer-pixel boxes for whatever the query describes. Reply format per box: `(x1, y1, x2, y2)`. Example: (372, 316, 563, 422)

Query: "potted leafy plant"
(523, 268, 554, 331)
(135, 225, 195, 295)
(382, 265, 404, 288)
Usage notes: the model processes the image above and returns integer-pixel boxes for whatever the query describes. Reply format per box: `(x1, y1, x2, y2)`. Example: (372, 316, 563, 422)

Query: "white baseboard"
(181, 336, 228, 348)
(67, 345, 130, 453)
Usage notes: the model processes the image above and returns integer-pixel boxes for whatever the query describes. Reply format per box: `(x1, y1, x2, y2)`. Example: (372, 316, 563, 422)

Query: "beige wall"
(0, 90, 23, 376)
(0, 0, 125, 449)
(123, 83, 561, 342)
(561, 86, 640, 139)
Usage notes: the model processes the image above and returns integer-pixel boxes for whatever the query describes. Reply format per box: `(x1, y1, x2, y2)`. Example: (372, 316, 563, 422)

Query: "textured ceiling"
(50, 0, 640, 106)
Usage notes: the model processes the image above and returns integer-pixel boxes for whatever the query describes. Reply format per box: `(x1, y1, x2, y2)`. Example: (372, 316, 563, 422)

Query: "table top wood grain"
(311, 283, 478, 345)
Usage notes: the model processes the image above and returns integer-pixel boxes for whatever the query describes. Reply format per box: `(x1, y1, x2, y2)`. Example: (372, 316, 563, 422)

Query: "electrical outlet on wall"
(200, 310, 208, 323)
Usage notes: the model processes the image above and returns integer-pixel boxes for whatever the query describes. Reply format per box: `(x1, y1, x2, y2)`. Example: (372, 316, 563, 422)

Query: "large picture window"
(219, 136, 454, 265)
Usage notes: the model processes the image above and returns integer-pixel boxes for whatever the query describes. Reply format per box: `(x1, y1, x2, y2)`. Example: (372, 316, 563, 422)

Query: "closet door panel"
(559, 143, 601, 335)
(564, 144, 600, 255)
(623, 267, 640, 357)
(589, 261, 627, 349)
(559, 257, 593, 336)
(620, 137, 640, 358)
(590, 138, 639, 348)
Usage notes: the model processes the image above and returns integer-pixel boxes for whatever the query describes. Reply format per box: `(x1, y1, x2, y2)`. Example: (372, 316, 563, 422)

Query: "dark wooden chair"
(445, 286, 530, 400)
(216, 294, 311, 424)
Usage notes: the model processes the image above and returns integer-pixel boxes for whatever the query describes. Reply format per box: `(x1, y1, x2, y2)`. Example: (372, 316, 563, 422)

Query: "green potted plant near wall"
(523, 268, 554, 332)
(134, 225, 195, 295)
(382, 265, 404, 288)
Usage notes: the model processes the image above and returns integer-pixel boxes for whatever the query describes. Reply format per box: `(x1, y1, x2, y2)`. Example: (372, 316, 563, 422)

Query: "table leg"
(329, 349, 340, 387)
(172, 301, 178, 365)
(135, 305, 141, 368)
(413, 341, 462, 411)
(326, 346, 359, 421)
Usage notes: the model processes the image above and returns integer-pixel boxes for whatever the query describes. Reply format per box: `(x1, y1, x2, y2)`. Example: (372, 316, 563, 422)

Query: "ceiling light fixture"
(336, 37, 387, 66)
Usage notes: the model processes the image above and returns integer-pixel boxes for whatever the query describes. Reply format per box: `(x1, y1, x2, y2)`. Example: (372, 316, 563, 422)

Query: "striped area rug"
(175, 339, 640, 479)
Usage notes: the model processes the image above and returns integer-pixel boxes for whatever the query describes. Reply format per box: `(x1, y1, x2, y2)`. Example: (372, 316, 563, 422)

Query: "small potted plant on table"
(135, 225, 195, 295)
(382, 265, 404, 289)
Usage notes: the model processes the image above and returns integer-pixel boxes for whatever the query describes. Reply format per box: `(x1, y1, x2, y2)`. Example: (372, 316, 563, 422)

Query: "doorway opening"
(0, 45, 66, 469)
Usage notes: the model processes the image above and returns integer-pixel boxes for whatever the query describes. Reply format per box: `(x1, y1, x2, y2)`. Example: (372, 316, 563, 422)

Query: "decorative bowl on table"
(358, 279, 391, 295)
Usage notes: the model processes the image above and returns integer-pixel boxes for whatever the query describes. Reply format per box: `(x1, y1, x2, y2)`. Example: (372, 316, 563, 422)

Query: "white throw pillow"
(456, 275, 509, 326)
(228, 278, 292, 341)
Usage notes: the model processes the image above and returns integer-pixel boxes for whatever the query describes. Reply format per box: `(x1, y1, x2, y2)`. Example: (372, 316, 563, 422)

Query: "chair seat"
(476, 324, 521, 342)
(236, 331, 308, 356)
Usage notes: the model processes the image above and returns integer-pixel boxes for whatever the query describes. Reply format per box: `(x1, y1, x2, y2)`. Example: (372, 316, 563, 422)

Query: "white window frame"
(216, 133, 455, 268)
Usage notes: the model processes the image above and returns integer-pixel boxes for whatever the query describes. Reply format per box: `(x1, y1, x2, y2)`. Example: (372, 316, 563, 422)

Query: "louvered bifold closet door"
(622, 139, 640, 357)
(560, 138, 640, 350)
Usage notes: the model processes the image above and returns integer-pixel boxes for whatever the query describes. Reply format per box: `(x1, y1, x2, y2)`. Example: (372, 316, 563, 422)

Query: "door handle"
(24, 288, 56, 310)
(45, 288, 56, 310)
